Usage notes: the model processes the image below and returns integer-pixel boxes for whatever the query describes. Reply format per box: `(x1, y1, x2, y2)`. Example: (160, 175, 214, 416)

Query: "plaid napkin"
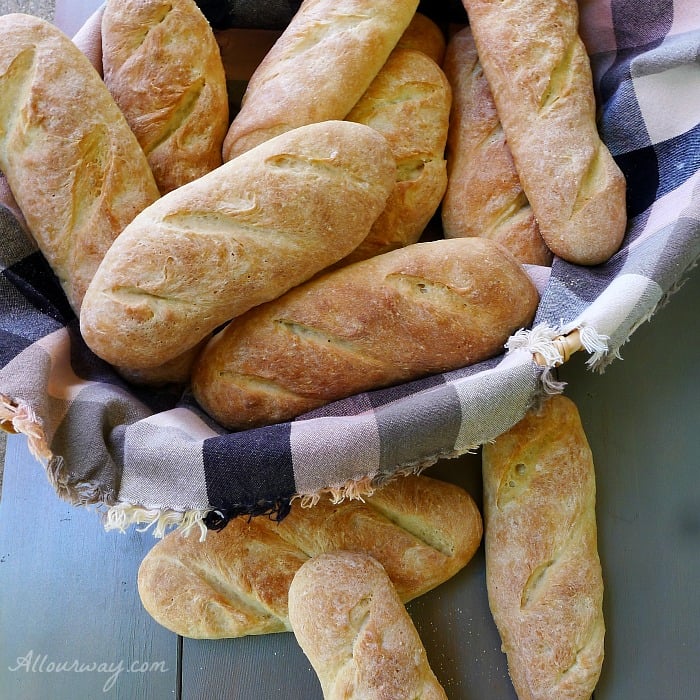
(1, 0, 698, 537)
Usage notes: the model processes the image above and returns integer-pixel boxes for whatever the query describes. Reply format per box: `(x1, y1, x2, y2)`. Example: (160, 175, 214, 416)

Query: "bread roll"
(0, 13, 160, 313)
(221, 0, 419, 160)
(192, 237, 539, 430)
(288, 551, 448, 700)
(396, 12, 446, 65)
(114, 339, 207, 386)
(137, 474, 483, 639)
(340, 48, 451, 265)
(481, 395, 605, 700)
(462, 0, 626, 265)
(101, 0, 229, 194)
(441, 27, 552, 267)
(79, 120, 396, 372)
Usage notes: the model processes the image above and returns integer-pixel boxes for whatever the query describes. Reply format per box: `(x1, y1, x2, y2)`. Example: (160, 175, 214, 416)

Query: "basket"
(1, 0, 698, 537)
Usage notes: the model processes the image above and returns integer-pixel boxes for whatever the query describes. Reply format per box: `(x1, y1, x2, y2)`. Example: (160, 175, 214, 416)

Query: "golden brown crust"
(79, 120, 396, 371)
(341, 48, 451, 265)
(481, 395, 605, 700)
(101, 0, 229, 194)
(191, 237, 539, 430)
(462, 0, 626, 265)
(395, 12, 446, 65)
(137, 474, 482, 639)
(221, 0, 420, 160)
(441, 27, 553, 267)
(0, 13, 160, 313)
(138, 515, 306, 639)
(114, 338, 208, 386)
(288, 551, 448, 700)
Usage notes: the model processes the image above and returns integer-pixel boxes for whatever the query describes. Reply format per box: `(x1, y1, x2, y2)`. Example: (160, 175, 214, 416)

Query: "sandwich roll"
(288, 551, 448, 700)
(101, 0, 229, 194)
(442, 26, 552, 267)
(0, 13, 160, 313)
(137, 474, 483, 639)
(482, 394, 605, 700)
(222, 0, 419, 160)
(79, 120, 396, 372)
(461, 0, 627, 265)
(192, 237, 540, 430)
(341, 47, 451, 265)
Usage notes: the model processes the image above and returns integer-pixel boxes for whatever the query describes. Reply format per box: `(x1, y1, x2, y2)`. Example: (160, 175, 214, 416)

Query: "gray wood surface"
(558, 270, 700, 700)
(0, 436, 178, 699)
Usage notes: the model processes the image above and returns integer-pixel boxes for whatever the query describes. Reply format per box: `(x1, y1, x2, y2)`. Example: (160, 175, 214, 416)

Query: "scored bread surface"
(482, 395, 605, 700)
(0, 13, 160, 313)
(462, 0, 627, 265)
(342, 47, 452, 265)
(288, 551, 448, 699)
(442, 26, 552, 266)
(79, 120, 396, 372)
(137, 474, 482, 639)
(101, 0, 229, 194)
(222, 0, 420, 160)
(192, 237, 540, 429)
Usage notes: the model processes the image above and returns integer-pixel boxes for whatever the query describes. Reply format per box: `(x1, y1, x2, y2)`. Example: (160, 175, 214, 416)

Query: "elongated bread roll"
(137, 474, 482, 639)
(101, 0, 229, 194)
(192, 237, 539, 430)
(288, 551, 448, 699)
(462, 0, 627, 265)
(79, 120, 396, 372)
(0, 13, 160, 313)
(481, 395, 605, 700)
(442, 27, 552, 267)
(340, 48, 451, 265)
(222, 0, 419, 160)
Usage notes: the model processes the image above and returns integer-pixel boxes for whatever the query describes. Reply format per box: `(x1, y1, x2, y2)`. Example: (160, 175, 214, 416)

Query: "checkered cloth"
(1, 0, 698, 536)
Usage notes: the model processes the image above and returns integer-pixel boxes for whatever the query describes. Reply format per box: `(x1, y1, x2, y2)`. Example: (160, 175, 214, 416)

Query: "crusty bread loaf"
(221, 0, 419, 160)
(441, 27, 552, 267)
(101, 0, 229, 194)
(191, 237, 539, 430)
(0, 13, 160, 314)
(137, 473, 482, 639)
(79, 120, 396, 372)
(481, 395, 605, 700)
(288, 551, 448, 700)
(340, 48, 451, 265)
(395, 12, 446, 65)
(461, 0, 627, 265)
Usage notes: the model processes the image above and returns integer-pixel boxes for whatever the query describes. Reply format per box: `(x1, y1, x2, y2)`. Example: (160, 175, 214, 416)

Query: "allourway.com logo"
(8, 649, 170, 692)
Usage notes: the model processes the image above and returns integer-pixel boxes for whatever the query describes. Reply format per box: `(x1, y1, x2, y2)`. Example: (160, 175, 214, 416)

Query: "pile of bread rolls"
(137, 394, 604, 700)
(0, 0, 626, 429)
(0, 0, 618, 697)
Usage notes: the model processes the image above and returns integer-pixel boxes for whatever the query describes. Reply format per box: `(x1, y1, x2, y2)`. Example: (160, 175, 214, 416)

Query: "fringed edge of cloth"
(0, 393, 51, 462)
(293, 444, 482, 509)
(102, 503, 212, 542)
(505, 322, 611, 390)
(1, 392, 117, 508)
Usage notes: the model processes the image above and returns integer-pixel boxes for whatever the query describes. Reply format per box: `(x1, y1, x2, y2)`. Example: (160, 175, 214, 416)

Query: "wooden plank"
(182, 633, 321, 698)
(0, 436, 179, 700)
(559, 269, 700, 699)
